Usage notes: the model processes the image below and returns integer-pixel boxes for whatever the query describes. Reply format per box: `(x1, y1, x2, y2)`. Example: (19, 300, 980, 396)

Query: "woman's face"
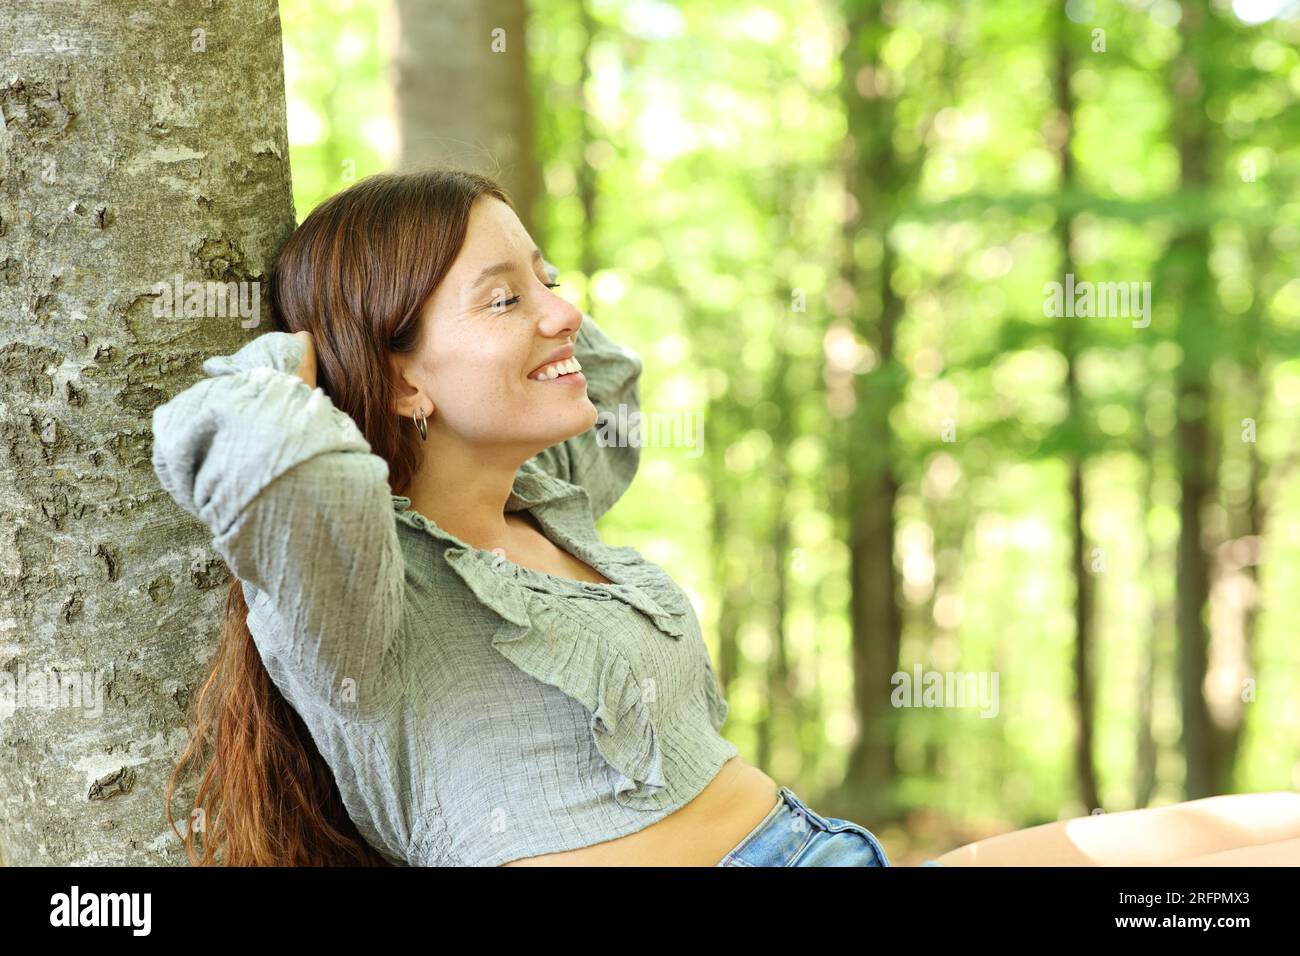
(392, 196, 597, 458)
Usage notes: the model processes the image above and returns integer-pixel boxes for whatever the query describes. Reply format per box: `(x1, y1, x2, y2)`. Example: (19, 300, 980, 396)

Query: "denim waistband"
(715, 784, 891, 866)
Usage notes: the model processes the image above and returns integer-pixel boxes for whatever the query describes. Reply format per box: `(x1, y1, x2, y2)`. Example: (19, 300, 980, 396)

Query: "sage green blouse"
(150, 296, 738, 866)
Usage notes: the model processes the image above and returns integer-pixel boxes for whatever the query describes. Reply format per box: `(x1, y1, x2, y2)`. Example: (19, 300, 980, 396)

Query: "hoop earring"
(413, 407, 428, 441)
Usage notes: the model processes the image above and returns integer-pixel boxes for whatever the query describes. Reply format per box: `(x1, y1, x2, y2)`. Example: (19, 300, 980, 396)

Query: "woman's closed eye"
(492, 280, 561, 311)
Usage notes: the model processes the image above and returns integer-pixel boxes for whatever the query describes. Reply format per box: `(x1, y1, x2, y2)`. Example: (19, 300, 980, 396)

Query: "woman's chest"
(394, 519, 716, 714)
(501, 510, 613, 585)
(503, 538, 613, 586)
(398, 572, 712, 731)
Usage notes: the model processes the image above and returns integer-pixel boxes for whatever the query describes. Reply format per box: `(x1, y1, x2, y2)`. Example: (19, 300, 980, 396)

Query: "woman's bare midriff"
(499, 756, 780, 866)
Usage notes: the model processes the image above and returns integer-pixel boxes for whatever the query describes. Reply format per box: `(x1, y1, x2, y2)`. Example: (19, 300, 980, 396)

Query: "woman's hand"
(292, 331, 317, 388)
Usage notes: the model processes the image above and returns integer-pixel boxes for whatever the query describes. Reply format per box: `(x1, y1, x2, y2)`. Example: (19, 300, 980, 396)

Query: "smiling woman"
(148, 167, 1300, 869)
(151, 168, 801, 867)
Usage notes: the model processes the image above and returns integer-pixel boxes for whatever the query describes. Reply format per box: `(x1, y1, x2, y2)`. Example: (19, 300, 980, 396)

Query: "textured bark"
(0, 0, 295, 864)
(393, 0, 539, 235)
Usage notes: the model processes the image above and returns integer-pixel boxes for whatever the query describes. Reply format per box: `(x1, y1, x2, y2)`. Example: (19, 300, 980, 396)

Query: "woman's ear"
(388, 351, 431, 419)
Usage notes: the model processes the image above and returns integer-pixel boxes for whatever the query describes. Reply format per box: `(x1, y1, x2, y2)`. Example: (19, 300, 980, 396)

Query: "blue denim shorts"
(714, 785, 892, 867)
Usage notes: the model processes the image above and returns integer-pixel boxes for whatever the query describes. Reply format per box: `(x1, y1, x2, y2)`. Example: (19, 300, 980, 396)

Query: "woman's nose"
(539, 295, 582, 337)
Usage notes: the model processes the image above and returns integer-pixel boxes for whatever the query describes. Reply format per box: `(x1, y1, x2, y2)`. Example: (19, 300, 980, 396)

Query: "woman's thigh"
(1152, 835, 1300, 866)
(934, 791, 1300, 866)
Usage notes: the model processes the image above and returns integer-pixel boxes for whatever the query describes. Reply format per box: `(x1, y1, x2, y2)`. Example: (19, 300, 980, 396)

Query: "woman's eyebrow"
(469, 247, 544, 292)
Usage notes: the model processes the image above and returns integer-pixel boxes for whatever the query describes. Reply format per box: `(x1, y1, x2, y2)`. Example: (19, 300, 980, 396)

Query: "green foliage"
(282, 0, 1300, 860)
(282, 0, 392, 219)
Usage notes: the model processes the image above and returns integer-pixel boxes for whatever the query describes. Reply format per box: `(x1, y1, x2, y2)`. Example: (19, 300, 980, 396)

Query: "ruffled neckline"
(389, 464, 698, 811)
(389, 464, 693, 639)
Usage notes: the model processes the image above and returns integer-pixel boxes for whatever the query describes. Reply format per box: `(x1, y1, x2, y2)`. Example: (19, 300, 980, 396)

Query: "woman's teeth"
(530, 357, 582, 381)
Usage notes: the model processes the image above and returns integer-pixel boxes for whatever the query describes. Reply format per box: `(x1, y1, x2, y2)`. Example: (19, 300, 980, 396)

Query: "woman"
(152, 168, 1300, 867)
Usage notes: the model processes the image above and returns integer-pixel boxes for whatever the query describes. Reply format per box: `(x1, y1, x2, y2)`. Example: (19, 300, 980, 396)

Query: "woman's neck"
(400, 440, 529, 552)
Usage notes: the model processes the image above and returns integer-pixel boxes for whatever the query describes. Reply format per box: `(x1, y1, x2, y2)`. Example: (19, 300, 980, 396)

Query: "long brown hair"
(165, 169, 513, 866)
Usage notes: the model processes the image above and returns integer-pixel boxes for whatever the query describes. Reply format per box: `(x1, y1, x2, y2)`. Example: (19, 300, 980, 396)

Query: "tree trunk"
(392, 0, 540, 236)
(1207, 227, 1269, 793)
(575, 1, 599, 279)
(1052, 0, 1100, 814)
(1134, 388, 1163, 809)
(1168, 0, 1220, 800)
(706, 415, 746, 750)
(0, 0, 296, 864)
(839, 2, 905, 815)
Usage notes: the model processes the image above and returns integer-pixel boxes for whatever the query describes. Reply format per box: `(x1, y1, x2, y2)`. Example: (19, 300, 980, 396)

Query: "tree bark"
(0, 0, 296, 864)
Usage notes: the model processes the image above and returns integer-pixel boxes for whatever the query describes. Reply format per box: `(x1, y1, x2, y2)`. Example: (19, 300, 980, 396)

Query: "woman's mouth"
(529, 356, 585, 384)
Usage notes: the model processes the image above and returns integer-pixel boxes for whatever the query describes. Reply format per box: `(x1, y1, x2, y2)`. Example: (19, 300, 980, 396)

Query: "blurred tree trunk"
(753, 164, 808, 776)
(1134, 388, 1164, 809)
(838, 1, 905, 814)
(1211, 227, 1271, 791)
(0, 0, 295, 863)
(574, 0, 599, 279)
(1052, 1, 1100, 813)
(759, 300, 796, 775)
(393, 0, 540, 235)
(706, 398, 745, 700)
(1166, 0, 1221, 799)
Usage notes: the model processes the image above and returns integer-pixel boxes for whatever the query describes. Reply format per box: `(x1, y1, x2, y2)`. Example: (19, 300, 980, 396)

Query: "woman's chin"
(523, 402, 599, 448)
(570, 401, 600, 435)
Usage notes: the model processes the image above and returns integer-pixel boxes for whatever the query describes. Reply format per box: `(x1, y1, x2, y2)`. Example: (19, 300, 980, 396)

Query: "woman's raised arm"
(150, 331, 405, 721)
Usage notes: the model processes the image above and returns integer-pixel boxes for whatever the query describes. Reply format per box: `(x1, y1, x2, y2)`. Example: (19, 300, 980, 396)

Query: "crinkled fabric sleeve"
(527, 257, 644, 521)
(150, 331, 404, 720)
